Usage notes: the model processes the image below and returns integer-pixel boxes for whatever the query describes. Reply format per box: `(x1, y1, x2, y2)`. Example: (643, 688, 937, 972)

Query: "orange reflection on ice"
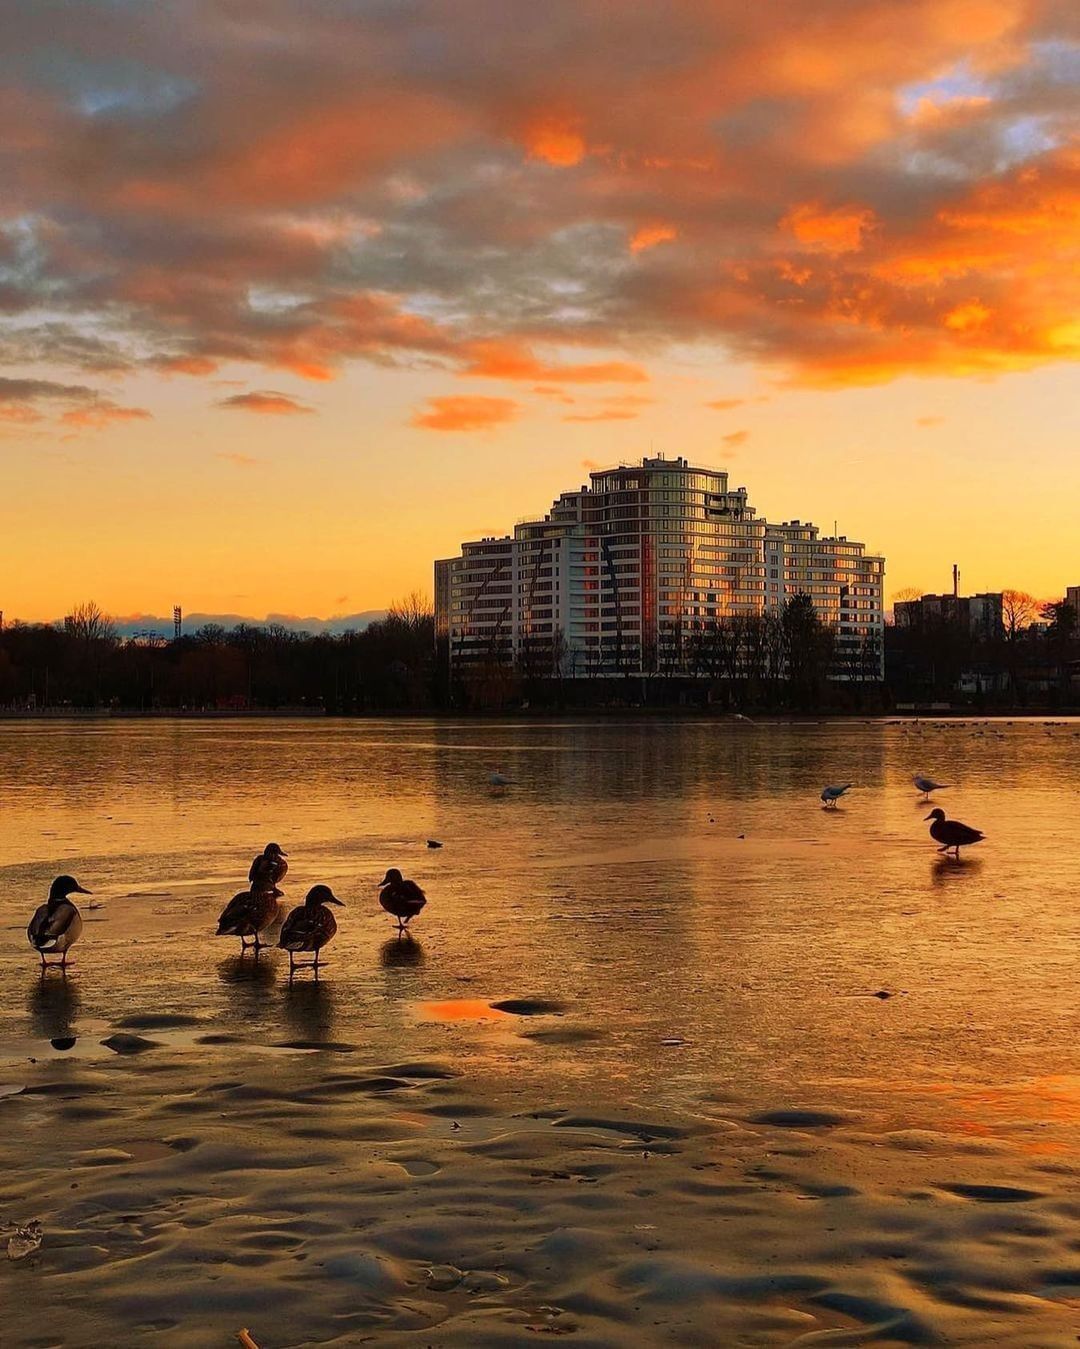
(416, 999, 512, 1022)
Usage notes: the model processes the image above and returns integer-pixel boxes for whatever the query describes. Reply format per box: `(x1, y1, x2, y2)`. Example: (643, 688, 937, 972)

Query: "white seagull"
(820, 783, 852, 808)
(912, 773, 949, 799)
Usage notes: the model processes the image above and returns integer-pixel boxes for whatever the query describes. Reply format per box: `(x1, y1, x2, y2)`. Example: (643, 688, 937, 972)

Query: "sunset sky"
(2, 0, 1077, 622)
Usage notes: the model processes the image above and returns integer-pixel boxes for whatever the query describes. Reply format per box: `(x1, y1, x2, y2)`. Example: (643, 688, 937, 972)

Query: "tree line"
(0, 596, 439, 713)
(886, 590, 1078, 708)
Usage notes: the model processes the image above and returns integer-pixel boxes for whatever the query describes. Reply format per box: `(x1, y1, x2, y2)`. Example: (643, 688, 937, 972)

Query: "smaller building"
(1066, 585, 1080, 619)
(894, 591, 1004, 641)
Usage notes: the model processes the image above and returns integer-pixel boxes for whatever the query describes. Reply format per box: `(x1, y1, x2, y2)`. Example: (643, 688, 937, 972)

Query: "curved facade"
(436, 456, 884, 679)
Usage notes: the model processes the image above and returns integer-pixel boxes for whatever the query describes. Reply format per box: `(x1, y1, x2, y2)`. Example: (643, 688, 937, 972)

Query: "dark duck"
(278, 885, 343, 975)
(378, 869, 427, 936)
(215, 888, 280, 952)
(249, 843, 288, 893)
(28, 875, 90, 969)
(925, 808, 985, 858)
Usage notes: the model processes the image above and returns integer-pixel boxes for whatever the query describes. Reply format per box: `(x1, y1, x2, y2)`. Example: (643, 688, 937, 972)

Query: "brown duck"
(215, 888, 280, 952)
(249, 843, 288, 892)
(27, 875, 90, 969)
(278, 885, 343, 975)
(925, 808, 985, 858)
(378, 869, 427, 935)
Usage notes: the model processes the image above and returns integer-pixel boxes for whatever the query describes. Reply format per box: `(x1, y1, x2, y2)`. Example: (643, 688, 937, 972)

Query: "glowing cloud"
(629, 224, 677, 254)
(218, 391, 315, 415)
(411, 396, 519, 432)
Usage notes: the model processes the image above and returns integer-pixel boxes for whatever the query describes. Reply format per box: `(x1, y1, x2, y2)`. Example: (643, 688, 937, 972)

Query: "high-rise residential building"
(1066, 585, 1080, 619)
(435, 456, 885, 680)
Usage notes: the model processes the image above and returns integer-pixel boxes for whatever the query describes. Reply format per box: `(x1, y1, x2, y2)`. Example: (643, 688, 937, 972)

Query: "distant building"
(1066, 585, 1080, 619)
(436, 456, 884, 680)
(894, 591, 1004, 641)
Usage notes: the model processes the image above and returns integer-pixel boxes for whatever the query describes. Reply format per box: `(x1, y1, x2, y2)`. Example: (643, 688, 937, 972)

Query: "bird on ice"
(278, 885, 344, 976)
(27, 875, 90, 970)
(820, 783, 852, 808)
(378, 868, 427, 936)
(249, 842, 288, 892)
(912, 774, 949, 799)
(215, 888, 280, 953)
(925, 808, 985, 859)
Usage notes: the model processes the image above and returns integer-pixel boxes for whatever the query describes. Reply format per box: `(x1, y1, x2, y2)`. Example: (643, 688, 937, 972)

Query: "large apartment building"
(435, 456, 884, 679)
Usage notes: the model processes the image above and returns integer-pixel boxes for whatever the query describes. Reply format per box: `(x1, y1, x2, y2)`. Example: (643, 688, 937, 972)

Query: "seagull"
(378, 868, 427, 936)
(249, 842, 288, 892)
(820, 783, 852, 808)
(489, 769, 512, 788)
(278, 885, 344, 976)
(215, 888, 280, 953)
(925, 808, 985, 859)
(28, 876, 90, 970)
(913, 774, 949, 799)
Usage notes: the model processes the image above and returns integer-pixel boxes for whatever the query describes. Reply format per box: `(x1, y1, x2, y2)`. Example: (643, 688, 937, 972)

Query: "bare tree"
(1001, 590, 1038, 641)
(64, 601, 117, 645)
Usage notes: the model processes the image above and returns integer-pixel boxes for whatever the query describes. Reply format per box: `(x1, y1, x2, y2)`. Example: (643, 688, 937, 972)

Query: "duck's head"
(305, 884, 343, 907)
(50, 875, 90, 901)
(379, 868, 403, 888)
(265, 842, 287, 857)
(925, 808, 946, 822)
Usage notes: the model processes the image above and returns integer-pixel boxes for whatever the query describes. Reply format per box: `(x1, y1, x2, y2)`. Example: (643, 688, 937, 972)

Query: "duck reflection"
(282, 978, 336, 1044)
(381, 936, 425, 970)
(28, 974, 81, 1047)
(930, 855, 983, 886)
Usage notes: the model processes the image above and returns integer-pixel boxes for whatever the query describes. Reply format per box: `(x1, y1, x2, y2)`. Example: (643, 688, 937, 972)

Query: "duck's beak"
(326, 895, 344, 907)
(923, 813, 934, 821)
(73, 884, 92, 894)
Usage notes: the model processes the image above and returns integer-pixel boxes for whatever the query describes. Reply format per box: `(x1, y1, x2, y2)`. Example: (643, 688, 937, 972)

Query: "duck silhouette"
(249, 843, 288, 892)
(215, 888, 280, 953)
(27, 876, 90, 970)
(278, 884, 343, 976)
(925, 808, 985, 859)
(378, 868, 427, 936)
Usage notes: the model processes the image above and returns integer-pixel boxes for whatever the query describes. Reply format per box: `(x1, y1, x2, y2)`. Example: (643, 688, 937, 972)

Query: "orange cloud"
(218, 391, 314, 415)
(944, 300, 992, 332)
(217, 451, 260, 467)
(464, 340, 648, 384)
(782, 202, 877, 254)
(722, 430, 750, 447)
(59, 404, 151, 430)
(411, 396, 519, 432)
(916, 415, 945, 427)
(629, 224, 677, 254)
(155, 355, 219, 376)
(522, 114, 587, 167)
(705, 398, 746, 410)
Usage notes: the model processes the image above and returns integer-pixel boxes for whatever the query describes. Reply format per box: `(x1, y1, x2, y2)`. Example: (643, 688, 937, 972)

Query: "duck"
(913, 774, 949, 799)
(925, 808, 985, 858)
(215, 888, 280, 953)
(820, 783, 852, 808)
(27, 876, 90, 969)
(378, 868, 427, 935)
(249, 843, 288, 892)
(489, 769, 512, 788)
(278, 885, 343, 975)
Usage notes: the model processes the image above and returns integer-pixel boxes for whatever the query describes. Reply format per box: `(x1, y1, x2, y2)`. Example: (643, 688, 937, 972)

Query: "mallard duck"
(27, 876, 90, 969)
(913, 774, 949, 799)
(378, 869, 427, 935)
(278, 885, 343, 974)
(925, 808, 985, 858)
(215, 888, 280, 952)
(249, 843, 288, 891)
(820, 783, 852, 808)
